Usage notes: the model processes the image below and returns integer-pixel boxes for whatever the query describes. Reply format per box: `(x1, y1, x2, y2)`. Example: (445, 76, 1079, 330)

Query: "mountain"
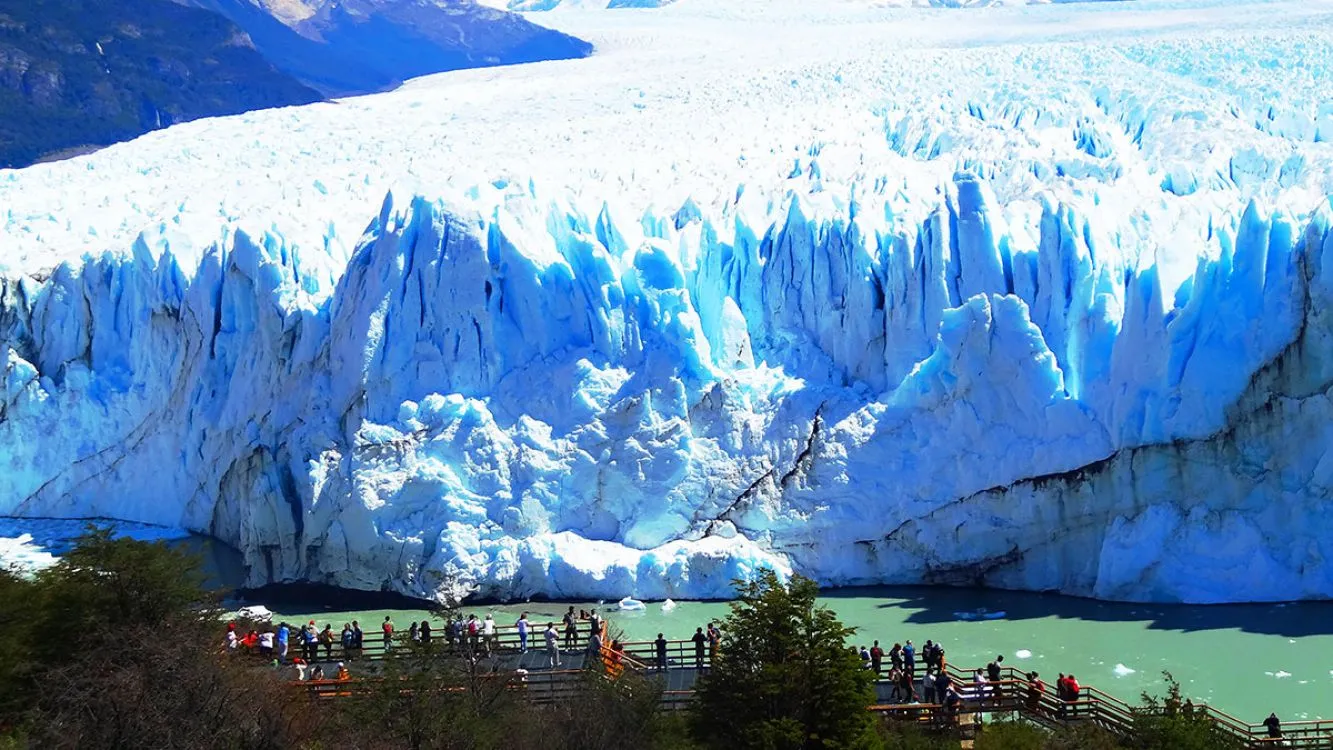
(3, 0, 1333, 604)
(0, 0, 321, 169)
(181, 0, 595, 95)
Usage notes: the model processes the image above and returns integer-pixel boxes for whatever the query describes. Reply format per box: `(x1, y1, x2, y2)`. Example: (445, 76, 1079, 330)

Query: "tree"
(1, 527, 314, 749)
(691, 570, 880, 750)
(1131, 672, 1243, 750)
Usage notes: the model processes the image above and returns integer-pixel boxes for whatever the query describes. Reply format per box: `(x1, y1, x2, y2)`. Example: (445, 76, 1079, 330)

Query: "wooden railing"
(268, 622, 1329, 747)
(868, 665, 1333, 749)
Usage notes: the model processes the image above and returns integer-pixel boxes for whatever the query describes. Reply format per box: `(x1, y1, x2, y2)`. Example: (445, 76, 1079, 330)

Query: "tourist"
(1183, 698, 1196, 717)
(1264, 712, 1282, 739)
(590, 610, 603, 642)
(382, 616, 394, 652)
(563, 607, 578, 650)
(310, 664, 325, 681)
(320, 624, 334, 658)
(482, 613, 496, 656)
(706, 622, 721, 661)
(923, 667, 937, 704)
(276, 622, 289, 663)
(903, 640, 916, 677)
(351, 620, 364, 658)
(1026, 671, 1045, 713)
(258, 628, 275, 658)
(923, 640, 936, 669)
(692, 627, 707, 669)
(448, 616, 462, 649)
(466, 614, 480, 652)
(943, 687, 963, 725)
(937, 646, 947, 672)
(420, 619, 432, 644)
(303, 621, 318, 661)
(588, 627, 603, 660)
(987, 654, 1004, 682)
(340, 624, 353, 657)
(516, 612, 531, 653)
(935, 668, 951, 709)
(292, 657, 307, 681)
(545, 622, 561, 668)
(859, 645, 871, 670)
(870, 640, 884, 675)
(896, 666, 915, 703)
(408, 620, 419, 643)
(225, 624, 238, 654)
(1065, 674, 1082, 717)
(336, 662, 350, 681)
(889, 642, 903, 672)
(972, 669, 989, 703)
(655, 632, 668, 671)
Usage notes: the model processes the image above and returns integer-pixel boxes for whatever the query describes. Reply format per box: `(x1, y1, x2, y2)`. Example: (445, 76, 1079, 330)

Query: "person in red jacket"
(1065, 674, 1082, 716)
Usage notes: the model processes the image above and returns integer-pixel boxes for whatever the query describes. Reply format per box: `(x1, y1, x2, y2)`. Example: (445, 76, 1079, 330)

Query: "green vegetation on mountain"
(0, 0, 320, 169)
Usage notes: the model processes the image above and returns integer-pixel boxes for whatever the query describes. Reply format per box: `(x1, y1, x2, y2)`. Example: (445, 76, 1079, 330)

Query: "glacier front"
(4, 0, 1333, 603)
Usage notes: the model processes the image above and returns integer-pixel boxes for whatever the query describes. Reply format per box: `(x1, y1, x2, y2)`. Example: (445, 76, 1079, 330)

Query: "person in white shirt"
(544, 623, 561, 668)
(258, 630, 276, 657)
(482, 613, 497, 656)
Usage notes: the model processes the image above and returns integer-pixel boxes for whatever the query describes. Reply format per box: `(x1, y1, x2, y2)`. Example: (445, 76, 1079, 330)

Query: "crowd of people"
(223, 614, 1290, 738)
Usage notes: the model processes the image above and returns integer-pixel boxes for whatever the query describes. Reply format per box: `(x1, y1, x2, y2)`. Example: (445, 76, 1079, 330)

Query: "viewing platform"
(264, 620, 1329, 749)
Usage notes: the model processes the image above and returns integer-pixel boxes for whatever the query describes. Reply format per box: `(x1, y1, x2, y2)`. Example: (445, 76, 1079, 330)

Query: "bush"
(691, 570, 880, 750)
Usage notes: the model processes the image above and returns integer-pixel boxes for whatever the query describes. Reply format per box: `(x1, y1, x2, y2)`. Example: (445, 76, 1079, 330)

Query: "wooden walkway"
(270, 621, 1329, 748)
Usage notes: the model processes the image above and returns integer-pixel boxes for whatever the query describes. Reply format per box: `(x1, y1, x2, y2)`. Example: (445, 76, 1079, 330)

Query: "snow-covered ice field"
(3, 0, 1333, 603)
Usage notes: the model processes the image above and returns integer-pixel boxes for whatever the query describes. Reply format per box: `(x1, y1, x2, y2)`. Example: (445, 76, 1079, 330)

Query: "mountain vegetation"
(0, 0, 320, 168)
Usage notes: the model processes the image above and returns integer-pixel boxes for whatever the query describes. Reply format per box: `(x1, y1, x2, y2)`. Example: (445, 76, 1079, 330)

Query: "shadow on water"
(817, 585, 1333, 639)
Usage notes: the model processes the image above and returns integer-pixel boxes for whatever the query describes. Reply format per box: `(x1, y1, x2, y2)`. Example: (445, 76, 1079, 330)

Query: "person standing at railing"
(1063, 674, 1082, 717)
(276, 623, 290, 664)
(482, 613, 497, 657)
(351, 621, 364, 659)
(563, 607, 578, 651)
(382, 616, 394, 653)
(1264, 712, 1282, 740)
(903, 640, 916, 679)
(707, 622, 721, 663)
(589, 611, 603, 644)
(889, 642, 903, 673)
(870, 641, 884, 676)
(302, 621, 318, 661)
(895, 667, 915, 704)
(655, 633, 668, 672)
(544, 622, 561, 668)
(692, 627, 707, 670)
(1026, 671, 1045, 714)
(986, 655, 1004, 682)
(320, 624, 334, 659)
(419, 619, 432, 645)
(934, 668, 951, 708)
(516, 612, 530, 654)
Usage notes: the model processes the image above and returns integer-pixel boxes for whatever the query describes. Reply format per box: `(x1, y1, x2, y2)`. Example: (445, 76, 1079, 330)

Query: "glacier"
(3, 0, 1333, 603)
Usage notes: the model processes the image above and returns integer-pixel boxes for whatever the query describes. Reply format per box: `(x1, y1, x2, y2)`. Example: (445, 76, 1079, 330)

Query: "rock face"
(182, 0, 595, 95)
(0, 0, 321, 168)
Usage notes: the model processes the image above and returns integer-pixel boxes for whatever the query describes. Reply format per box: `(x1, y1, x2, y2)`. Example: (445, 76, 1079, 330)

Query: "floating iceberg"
(2, 0, 1333, 605)
(618, 596, 647, 611)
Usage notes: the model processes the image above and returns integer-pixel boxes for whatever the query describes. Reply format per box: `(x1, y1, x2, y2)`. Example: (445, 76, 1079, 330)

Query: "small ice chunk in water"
(1113, 663, 1136, 677)
(1015, 649, 1033, 659)
(1275, 671, 1292, 679)
(662, 598, 677, 612)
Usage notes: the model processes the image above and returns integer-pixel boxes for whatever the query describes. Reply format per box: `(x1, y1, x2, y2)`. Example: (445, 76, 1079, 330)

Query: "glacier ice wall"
(4, 170, 1332, 603)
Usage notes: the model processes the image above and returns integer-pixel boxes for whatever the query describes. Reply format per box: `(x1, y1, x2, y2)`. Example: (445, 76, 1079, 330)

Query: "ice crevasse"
(3, 171, 1333, 604)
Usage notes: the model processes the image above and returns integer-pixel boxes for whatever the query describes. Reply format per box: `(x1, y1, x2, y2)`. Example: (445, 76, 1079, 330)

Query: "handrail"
(264, 628, 1328, 748)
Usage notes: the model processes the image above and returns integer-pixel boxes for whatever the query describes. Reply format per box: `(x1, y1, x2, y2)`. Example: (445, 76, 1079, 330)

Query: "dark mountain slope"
(186, 0, 595, 96)
(0, 0, 322, 169)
